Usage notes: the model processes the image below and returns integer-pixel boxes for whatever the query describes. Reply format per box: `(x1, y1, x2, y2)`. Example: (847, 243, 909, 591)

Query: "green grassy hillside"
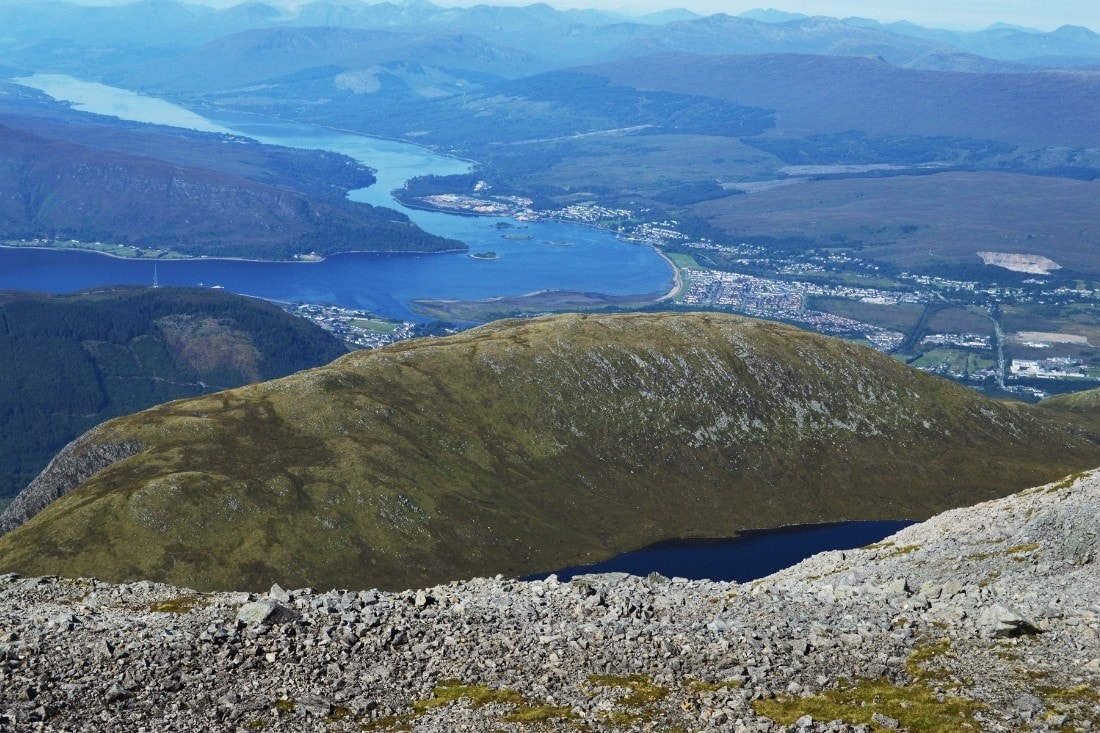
(1040, 386, 1100, 416)
(0, 287, 348, 500)
(1, 312, 1096, 592)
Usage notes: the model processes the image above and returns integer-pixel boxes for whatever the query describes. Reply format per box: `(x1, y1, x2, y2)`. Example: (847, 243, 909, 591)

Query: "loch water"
(6, 75, 674, 321)
(528, 521, 915, 583)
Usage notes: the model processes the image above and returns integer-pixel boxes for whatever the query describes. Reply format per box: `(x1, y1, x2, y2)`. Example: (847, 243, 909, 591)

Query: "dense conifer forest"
(0, 287, 347, 502)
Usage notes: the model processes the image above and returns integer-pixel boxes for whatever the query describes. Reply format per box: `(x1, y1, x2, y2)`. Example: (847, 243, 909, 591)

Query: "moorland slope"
(1, 312, 1097, 592)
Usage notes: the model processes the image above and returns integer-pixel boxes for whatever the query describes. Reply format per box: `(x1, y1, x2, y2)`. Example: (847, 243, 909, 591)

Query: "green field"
(926, 307, 994, 335)
(910, 348, 996, 374)
(350, 318, 399, 333)
(2, 239, 184, 259)
(807, 296, 924, 333)
(665, 252, 701, 302)
(665, 252, 703, 269)
(1000, 303, 1100, 335)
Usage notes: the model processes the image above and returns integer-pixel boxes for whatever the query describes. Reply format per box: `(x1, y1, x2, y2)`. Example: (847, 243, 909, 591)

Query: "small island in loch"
(470, 251, 500, 260)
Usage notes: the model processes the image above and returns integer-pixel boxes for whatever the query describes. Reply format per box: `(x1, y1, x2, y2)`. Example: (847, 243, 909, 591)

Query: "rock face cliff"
(1, 312, 1098, 592)
(0, 468, 1096, 731)
(0, 428, 142, 535)
(977, 251, 1062, 275)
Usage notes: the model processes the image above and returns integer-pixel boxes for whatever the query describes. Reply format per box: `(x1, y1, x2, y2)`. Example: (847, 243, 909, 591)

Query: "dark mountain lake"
(527, 520, 914, 583)
(8, 75, 673, 321)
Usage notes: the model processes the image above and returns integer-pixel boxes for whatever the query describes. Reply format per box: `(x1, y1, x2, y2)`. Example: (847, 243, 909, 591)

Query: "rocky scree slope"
(1, 312, 1098, 592)
(0, 468, 1097, 731)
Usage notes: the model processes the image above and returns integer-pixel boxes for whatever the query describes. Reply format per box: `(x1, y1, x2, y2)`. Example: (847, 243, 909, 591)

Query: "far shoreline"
(653, 248, 684, 301)
(0, 241, 468, 264)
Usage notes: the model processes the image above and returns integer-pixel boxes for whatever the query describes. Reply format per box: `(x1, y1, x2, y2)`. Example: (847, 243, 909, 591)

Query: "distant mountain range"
(1, 312, 1097, 591)
(609, 14, 949, 67)
(116, 26, 546, 92)
(1, 0, 1099, 83)
(4, 1, 1098, 283)
(586, 53, 1100, 147)
(844, 17, 1100, 64)
(0, 286, 348, 503)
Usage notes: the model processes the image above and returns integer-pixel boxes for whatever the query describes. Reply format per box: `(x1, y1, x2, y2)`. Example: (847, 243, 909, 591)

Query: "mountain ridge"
(584, 53, 1100, 146)
(1, 311, 1097, 592)
(0, 89, 462, 258)
(4, 0, 1099, 88)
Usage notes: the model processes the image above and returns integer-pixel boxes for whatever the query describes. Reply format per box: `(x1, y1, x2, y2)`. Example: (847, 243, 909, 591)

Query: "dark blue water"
(0, 235, 668, 322)
(8, 75, 673, 320)
(527, 520, 914, 583)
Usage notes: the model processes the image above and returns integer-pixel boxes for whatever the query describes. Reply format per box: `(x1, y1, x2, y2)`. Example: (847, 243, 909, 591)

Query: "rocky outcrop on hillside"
(0, 429, 142, 535)
(1, 469, 1097, 731)
(978, 251, 1062, 275)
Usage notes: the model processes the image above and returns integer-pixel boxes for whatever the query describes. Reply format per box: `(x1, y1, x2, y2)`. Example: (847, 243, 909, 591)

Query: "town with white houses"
(345, 186, 1100, 397)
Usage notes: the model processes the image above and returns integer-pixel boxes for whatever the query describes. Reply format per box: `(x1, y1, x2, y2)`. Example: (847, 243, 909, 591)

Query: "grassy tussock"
(755, 636, 982, 731)
(753, 677, 985, 732)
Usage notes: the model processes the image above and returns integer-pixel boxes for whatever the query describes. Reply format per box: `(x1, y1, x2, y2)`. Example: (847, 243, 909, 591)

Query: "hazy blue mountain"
(0, 0, 284, 48)
(985, 22, 1043, 33)
(845, 17, 1100, 63)
(613, 14, 952, 66)
(118, 26, 434, 91)
(2, 0, 1097, 79)
(738, 8, 809, 23)
(280, 0, 650, 67)
(225, 66, 775, 164)
(6, 0, 1099, 86)
(902, 50, 1035, 73)
(114, 25, 539, 96)
(292, 0, 626, 30)
(589, 53, 1100, 148)
(635, 8, 700, 24)
(0, 0, 203, 46)
(96, 10, 963, 97)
